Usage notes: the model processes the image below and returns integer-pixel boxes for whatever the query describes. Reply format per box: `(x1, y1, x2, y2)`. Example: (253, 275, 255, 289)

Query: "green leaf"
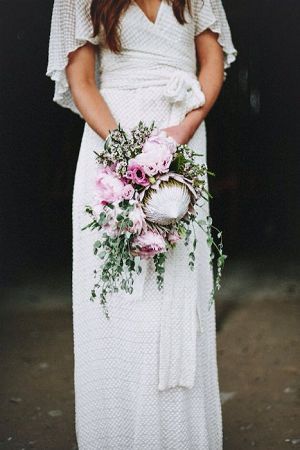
(169, 154, 186, 173)
(93, 240, 101, 249)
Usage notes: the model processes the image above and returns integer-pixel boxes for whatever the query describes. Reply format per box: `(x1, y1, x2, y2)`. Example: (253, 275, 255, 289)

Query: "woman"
(46, 0, 237, 448)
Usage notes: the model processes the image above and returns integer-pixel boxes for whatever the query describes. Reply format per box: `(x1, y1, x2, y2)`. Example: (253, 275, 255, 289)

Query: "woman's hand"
(162, 30, 224, 145)
(161, 121, 195, 145)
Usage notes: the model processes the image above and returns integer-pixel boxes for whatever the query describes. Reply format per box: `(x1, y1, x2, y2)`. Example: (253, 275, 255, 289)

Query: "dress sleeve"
(193, 0, 237, 74)
(46, 0, 101, 117)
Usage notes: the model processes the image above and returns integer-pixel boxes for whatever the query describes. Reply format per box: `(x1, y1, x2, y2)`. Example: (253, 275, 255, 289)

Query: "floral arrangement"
(82, 121, 226, 318)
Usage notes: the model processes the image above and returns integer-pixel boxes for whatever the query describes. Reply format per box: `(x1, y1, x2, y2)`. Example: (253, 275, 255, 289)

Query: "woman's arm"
(66, 43, 118, 140)
(163, 29, 224, 144)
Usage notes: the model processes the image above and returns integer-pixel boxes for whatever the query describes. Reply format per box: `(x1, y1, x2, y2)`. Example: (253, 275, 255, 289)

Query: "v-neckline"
(133, 0, 164, 26)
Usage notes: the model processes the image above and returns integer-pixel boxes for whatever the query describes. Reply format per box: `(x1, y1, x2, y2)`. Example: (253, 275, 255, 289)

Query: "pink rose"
(95, 166, 125, 204)
(140, 135, 175, 174)
(122, 184, 134, 200)
(133, 152, 159, 176)
(131, 230, 166, 259)
(157, 148, 172, 173)
(143, 133, 177, 155)
(126, 162, 150, 186)
(128, 204, 146, 234)
(131, 145, 172, 176)
(167, 230, 181, 244)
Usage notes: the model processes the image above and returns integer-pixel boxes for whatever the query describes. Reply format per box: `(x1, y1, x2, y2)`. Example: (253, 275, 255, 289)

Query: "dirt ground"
(0, 260, 299, 450)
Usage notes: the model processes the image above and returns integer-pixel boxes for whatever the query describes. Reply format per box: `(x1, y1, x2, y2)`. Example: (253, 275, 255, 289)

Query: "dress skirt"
(72, 84, 223, 449)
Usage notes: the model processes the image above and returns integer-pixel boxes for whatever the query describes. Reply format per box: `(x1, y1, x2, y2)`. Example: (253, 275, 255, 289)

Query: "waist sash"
(100, 67, 206, 126)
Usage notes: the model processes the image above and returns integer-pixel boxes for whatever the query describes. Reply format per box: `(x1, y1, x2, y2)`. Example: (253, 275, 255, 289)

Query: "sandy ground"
(0, 259, 299, 450)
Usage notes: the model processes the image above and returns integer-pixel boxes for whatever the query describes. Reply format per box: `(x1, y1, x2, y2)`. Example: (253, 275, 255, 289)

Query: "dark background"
(0, 0, 299, 276)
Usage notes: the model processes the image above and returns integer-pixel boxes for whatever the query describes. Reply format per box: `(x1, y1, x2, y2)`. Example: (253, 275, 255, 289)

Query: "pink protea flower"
(128, 204, 146, 234)
(167, 230, 181, 244)
(131, 230, 166, 259)
(95, 165, 125, 204)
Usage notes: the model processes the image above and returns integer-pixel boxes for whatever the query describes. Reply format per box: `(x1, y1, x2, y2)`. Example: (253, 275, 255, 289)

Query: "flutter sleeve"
(193, 0, 237, 73)
(46, 0, 101, 116)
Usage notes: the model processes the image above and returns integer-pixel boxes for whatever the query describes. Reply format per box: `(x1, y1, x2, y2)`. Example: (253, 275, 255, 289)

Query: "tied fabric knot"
(163, 70, 206, 126)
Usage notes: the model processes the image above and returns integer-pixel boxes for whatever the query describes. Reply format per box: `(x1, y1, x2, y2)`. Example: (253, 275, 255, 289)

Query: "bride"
(47, 0, 237, 448)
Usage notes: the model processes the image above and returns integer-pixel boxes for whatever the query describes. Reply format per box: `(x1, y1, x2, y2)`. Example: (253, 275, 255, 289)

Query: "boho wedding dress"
(46, 0, 237, 448)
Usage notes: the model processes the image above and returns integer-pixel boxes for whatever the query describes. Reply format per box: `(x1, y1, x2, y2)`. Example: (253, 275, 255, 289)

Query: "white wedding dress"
(46, 0, 237, 448)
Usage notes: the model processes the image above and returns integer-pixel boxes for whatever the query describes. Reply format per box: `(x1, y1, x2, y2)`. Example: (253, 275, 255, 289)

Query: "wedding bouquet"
(82, 121, 226, 318)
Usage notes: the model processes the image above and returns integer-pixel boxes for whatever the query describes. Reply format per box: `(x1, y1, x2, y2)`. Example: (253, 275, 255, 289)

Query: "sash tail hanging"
(158, 240, 203, 391)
